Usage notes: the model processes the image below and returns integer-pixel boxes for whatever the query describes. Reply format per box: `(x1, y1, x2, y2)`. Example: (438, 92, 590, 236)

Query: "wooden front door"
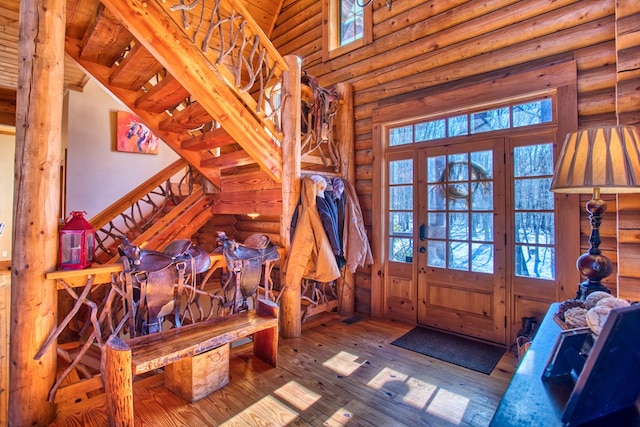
(416, 138, 507, 344)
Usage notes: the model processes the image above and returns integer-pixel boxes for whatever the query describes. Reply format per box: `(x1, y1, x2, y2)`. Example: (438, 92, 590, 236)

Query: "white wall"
(0, 79, 179, 260)
(66, 79, 178, 218)
(0, 134, 14, 261)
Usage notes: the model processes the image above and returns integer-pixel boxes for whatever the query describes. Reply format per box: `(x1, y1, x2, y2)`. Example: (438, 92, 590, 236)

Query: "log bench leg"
(164, 343, 230, 402)
(103, 335, 134, 427)
(254, 299, 279, 366)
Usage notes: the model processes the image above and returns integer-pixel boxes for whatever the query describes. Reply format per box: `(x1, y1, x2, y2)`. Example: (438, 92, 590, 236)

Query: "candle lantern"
(58, 211, 96, 270)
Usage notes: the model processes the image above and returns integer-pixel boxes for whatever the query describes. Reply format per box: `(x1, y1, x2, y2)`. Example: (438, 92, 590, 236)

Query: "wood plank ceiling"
(0, 0, 283, 126)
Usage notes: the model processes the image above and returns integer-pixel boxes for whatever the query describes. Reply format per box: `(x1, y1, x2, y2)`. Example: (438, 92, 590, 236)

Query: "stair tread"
(159, 102, 213, 132)
(181, 128, 236, 151)
(80, 5, 133, 67)
(109, 43, 164, 90)
(135, 75, 190, 113)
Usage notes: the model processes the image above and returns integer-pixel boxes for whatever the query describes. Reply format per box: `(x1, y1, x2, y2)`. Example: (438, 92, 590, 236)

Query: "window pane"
(471, 181, 493, 210)
(514, 178, 554, 210)
(427, 240, 446, 267)
(390, 185, 412, 210)
(470, 107, 510, 134)
(427, 156, 446, 183)
(389, 125, 413, 146)
(448, 115, 468, 136)
(515, 213, 555, 245)
(390, 212, 413, 235)
(340, 0, 363, 45)
(448, 213, 469, 240)
(448, 188, 468, 210)
(390, 237, 413, 263)
(471, 243, 494, 273)
(515, 245, 555, 279)
(513, 99, 552, 127)
(448, 241, 469, 271)
(471, 213, 493, 242)
(470, 151, 493, 179)
(427, 213, 446, 238)
(427, 185, 447, 210)
(514, 144, 554, 177)
(415, 120, 446, 141)
(390, 159, 413, 184)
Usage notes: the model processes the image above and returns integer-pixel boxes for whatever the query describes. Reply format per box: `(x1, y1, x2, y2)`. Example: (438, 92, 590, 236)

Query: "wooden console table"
(491, 303, 640, 427)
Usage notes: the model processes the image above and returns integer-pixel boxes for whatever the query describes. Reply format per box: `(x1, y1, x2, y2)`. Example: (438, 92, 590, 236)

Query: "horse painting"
(116, 111, 160, 154)
(126, 121, 159, 153)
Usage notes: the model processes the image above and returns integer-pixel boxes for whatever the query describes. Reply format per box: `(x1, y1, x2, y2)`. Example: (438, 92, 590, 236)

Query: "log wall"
(272, 0, 637, 313)
(615, 1, 640, 301)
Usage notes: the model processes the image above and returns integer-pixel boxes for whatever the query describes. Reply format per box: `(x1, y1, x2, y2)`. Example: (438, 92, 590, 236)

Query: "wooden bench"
(102, 298, 279, 426)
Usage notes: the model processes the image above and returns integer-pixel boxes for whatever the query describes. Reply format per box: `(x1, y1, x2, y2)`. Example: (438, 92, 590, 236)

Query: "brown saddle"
(118, 238, 211, 336)
(216, 232, 279, 312)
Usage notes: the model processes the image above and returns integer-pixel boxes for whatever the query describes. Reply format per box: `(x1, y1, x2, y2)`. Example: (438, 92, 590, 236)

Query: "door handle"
(420, 224, 427, 241)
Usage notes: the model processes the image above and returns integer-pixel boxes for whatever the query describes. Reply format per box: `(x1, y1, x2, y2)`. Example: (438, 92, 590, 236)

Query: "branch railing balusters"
(168, 0, 286, 143)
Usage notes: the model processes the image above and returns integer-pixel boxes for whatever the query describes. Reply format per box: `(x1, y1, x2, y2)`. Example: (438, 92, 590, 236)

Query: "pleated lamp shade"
(550, 125, 640, 194)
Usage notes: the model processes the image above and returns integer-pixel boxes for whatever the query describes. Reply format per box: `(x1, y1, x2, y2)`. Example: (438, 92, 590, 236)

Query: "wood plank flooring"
(49, 313, 517, 427)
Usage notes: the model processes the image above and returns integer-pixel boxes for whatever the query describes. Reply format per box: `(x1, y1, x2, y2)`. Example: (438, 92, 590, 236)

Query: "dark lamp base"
(577, 280, 611, 301)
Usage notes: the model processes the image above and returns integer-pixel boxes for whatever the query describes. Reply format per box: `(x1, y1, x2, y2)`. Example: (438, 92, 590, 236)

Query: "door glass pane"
(390, 186, 412, 210)
(390, 237, 413, 263)
(426, 150, 494, 273)
(472, 213, 494, 241)
(513, 144, 555, 279)
(427, 240, 445, 267)
(388, 159, 414, 263)
(471, 243, 493, 273)
(449, 241, 469, 270)
(390, 212, 413, 235)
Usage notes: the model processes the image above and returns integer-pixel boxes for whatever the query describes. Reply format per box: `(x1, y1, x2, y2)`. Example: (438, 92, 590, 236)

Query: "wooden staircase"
(88, 159, 215, 260)
(65, 0, 286, 193)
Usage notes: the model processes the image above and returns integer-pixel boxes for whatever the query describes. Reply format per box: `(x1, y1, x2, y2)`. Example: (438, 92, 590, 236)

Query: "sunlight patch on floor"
(322, 350, 367, 376)
(324, 407, 354, 426)
(274, 380, 321, 411)
(367, 366, 437, 408)
(426, 388, 470, 424)
(220, 394, 299, 427)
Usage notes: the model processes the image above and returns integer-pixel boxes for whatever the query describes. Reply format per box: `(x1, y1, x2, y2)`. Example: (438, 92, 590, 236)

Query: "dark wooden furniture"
(491, 303, 640, 427)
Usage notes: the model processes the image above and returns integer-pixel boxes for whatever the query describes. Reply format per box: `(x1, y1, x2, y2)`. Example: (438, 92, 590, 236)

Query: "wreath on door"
(437, 160, 491, 200)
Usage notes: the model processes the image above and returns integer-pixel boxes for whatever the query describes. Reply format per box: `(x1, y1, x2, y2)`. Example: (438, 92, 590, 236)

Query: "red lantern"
(58, 211, 96, 270)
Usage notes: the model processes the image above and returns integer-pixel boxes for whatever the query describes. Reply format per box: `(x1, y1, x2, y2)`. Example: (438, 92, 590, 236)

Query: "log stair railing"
(88, 158, 213, 262)
(65, 0, 287, 193)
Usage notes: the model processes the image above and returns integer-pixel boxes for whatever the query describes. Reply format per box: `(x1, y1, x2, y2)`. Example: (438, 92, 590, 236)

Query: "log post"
(334, 83, 356, 316)
(9, 0, 65, 425)
(103, 335, 134, 427)
(280, 55, 302, 338)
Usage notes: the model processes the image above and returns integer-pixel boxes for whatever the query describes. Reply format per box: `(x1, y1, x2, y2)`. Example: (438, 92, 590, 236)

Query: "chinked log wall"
(271, 0, 639, 311)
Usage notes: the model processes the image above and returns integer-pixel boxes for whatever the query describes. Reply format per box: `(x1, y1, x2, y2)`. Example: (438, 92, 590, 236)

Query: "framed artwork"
(116, 111, 160, 154)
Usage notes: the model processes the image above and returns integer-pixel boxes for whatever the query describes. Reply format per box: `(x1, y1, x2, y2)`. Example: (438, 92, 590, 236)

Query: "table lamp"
(550, 125, 640, 300)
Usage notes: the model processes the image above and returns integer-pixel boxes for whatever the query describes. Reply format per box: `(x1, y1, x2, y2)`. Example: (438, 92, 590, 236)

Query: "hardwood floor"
(49, 313, 517, 427)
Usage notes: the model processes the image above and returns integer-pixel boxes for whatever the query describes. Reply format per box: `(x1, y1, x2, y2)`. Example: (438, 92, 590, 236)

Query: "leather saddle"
(216, 232, 279, 312)
(118, 238, 211, 336)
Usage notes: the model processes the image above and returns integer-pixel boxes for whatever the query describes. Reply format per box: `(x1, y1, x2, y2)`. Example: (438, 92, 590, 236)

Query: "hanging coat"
(285, 176, 341, 287)
(340, 179, 373, 272)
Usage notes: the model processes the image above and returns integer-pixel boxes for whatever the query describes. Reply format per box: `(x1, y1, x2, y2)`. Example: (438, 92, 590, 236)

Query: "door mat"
(391, 327, 505, 375)
(341, 315, 363, 325)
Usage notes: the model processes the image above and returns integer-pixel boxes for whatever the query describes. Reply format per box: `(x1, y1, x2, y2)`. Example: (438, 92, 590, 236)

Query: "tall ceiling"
(0, 0, 282, 92)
